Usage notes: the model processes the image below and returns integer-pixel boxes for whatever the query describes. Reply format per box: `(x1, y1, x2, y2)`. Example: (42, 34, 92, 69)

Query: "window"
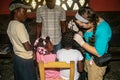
(22, 0, 88, 12)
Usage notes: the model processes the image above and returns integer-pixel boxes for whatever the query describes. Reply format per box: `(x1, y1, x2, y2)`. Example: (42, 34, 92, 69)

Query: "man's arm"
(36, 23, 42, 38)
(22, 41, 33, 51)
(61, 21, 67, 33)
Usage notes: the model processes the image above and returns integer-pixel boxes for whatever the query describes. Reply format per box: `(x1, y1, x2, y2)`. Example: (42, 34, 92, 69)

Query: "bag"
(93, 53, 112, 67)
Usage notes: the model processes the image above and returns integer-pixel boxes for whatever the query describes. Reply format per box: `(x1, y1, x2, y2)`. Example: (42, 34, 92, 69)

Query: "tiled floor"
(0, 58, 120, 80)
(104, 61, 120, 80)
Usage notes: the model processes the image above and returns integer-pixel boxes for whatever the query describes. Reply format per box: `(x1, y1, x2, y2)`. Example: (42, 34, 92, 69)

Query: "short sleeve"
(36, 7, 42, 23)
(95, 21, 112, 56)
(77, 50, 84, 61)
(15, 23, 29, 43)
(60, 7, 66, 21)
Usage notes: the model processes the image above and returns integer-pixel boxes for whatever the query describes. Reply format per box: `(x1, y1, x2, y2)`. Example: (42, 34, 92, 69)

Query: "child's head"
(45, 36, 54, 52)
(62, 31, 74, 48)
(62, 31, 83, 51)
(34, 36, 53, 55)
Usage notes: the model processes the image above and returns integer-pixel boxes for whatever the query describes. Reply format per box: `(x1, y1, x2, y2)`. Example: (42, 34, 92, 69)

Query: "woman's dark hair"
(78, 7, 99, 46)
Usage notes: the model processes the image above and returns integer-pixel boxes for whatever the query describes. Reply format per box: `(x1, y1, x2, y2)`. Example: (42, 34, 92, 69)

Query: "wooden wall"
(89, 0, 120, 12)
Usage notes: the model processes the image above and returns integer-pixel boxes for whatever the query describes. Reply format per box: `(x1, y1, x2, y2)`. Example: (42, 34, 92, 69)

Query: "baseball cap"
(9, 3, 32, 11)
(75, 12, 89, 23)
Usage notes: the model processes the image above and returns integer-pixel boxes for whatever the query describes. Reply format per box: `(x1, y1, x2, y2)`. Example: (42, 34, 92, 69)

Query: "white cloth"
(74, 33, 85, 46)
(75, 12, 89, 23)
(57, 49, 84, 80)
(68, 20, 79, 32)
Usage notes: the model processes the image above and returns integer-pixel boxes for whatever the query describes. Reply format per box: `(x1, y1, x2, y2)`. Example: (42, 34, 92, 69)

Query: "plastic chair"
(38, 61, 75, 80)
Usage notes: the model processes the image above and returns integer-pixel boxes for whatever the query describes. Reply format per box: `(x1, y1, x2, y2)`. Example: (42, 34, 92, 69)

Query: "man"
(36, 0, 66, 53)
(7, 1, 37, 80)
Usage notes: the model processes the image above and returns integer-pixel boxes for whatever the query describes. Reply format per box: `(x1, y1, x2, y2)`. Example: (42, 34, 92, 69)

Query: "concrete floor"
(0, 58, 120, 80)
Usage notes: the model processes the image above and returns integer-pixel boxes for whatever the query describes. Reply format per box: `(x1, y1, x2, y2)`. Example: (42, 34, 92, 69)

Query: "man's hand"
(22, 41, 33, 51)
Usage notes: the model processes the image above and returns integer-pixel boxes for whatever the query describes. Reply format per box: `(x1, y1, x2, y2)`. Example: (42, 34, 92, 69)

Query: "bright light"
(24, 0, 87, 11)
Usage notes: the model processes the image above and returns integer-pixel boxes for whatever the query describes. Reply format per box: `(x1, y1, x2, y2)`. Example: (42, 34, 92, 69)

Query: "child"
(57, 32, 84, 80)
(34, 36, 61, 80)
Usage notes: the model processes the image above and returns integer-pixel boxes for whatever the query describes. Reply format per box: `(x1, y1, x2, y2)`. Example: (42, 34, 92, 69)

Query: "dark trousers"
(13, 54, 37, 80)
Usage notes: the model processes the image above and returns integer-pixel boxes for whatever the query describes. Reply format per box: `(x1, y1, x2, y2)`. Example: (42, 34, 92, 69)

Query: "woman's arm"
(82, 43, 100, 57)
(74, 34, 100, 57)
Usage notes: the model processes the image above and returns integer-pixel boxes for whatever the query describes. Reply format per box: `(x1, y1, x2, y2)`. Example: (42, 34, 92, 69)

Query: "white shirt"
(7, 20, 33, 59)
(57, 49, 84, 80)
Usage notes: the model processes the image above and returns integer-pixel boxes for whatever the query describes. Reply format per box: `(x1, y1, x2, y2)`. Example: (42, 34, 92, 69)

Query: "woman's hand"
(78, 31, 83, 37)
(73, 33, 85, 46)
(68, 20, 79, 32)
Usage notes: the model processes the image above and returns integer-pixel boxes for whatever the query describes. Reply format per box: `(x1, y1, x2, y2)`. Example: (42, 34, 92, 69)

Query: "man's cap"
(9, 3, 32, 11)
(75, 12, 89, 23)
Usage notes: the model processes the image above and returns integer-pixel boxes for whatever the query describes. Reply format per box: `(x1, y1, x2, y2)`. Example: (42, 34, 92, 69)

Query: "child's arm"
(77, 60, 84, 72)
(77, 60, 87, 80)
(55, 58, 58, 61)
